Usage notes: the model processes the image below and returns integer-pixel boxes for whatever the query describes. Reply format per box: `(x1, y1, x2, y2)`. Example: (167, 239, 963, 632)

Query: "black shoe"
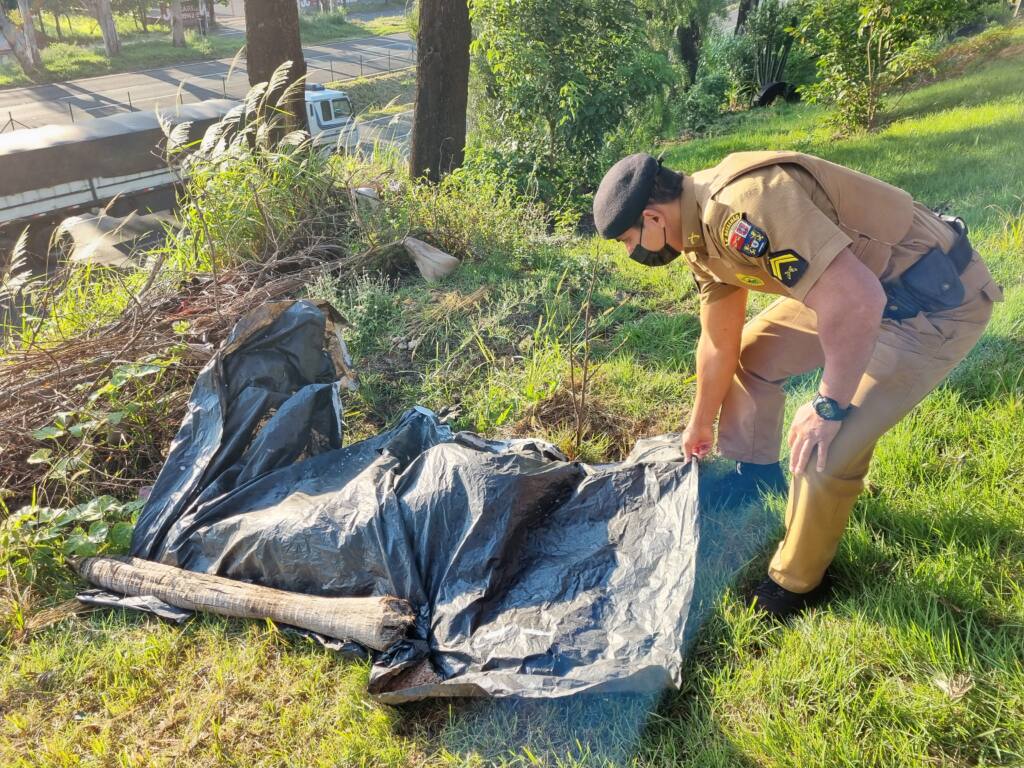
(736, 461, 788, 497)
(747, 570, 834, 621)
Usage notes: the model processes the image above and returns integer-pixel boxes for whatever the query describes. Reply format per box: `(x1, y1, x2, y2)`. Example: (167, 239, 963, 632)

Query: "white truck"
(305, 84, 360, 154)
(0, 87, 359, 230)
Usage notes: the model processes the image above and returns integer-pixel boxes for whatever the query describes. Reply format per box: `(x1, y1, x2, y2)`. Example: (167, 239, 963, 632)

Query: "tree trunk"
(170, 0, 185, 45)
(15, 0, 43, 68)
(676, 19, 700, 86)
(409, 0, 470, 183)
(205, 0, 217, 28)
(244, 0, 308, 132)
(53, 10, 62, 41)
(137, 3, 148, 32)
(1014, 0, 1022, 18)
(735, 0, 759, 34)
(76, 556, 416, 652)
(0, 7, 43, 76)
(92, 0, 121, 57)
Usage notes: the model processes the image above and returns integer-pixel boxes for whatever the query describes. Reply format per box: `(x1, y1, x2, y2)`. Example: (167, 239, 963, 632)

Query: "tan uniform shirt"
(680, 154, 947, 305)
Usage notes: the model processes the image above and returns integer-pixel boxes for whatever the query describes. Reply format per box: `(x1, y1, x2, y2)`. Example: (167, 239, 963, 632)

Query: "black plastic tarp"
(111, 300, 772, 702)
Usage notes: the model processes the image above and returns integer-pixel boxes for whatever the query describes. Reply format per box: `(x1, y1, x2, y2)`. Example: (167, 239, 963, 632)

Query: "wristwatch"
(813, 393, 851, 421)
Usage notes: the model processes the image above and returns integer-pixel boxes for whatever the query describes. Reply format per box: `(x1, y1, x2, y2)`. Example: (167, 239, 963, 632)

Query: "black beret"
(593, 153, 659, 239)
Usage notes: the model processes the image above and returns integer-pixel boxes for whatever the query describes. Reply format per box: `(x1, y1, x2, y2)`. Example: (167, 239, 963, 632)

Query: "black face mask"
(629, 218, 681, 267)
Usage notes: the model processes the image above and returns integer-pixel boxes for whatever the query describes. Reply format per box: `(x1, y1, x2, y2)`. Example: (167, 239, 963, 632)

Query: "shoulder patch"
(767, 250, 809, 287)
(719, 211, 743, 247)
(725, 215, 770, 259)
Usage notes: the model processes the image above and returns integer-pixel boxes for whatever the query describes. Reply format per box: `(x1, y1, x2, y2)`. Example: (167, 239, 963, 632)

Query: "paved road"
(0, 32, 414, 131)
(359, 108, 413, 156)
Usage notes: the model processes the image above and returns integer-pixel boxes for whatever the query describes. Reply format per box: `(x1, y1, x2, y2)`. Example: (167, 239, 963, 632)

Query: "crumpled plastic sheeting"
(117, 300, 772, 702)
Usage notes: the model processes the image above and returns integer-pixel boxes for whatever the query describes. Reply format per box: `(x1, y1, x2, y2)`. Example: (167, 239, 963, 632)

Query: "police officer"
(593, 151, 1003, 619)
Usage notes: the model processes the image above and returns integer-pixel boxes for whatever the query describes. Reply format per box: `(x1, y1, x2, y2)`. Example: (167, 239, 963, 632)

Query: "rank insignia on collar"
(726, 215, 770, 259)
(767, 250, 808, 287)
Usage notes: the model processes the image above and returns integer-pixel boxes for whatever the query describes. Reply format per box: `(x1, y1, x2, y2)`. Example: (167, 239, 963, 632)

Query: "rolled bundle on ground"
(76, 555, 415, 652)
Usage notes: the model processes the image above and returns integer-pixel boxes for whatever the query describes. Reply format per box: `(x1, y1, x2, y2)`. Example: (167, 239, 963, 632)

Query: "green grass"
(2, 29, 1024, 768)
(0, 8, 410, 89)
(25, 11, 150, 45)
(333, 69, 415, 119)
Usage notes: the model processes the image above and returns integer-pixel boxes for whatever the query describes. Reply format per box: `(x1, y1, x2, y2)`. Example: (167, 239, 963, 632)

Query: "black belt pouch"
(895, 246, 966, 314)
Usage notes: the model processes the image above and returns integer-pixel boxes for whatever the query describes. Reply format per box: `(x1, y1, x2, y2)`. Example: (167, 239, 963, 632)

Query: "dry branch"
(0, 238, 393, 507)
(76, 555, 416, 651)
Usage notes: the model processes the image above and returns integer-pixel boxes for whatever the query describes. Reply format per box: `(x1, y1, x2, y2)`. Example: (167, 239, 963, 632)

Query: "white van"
(304, 84, 360, 154)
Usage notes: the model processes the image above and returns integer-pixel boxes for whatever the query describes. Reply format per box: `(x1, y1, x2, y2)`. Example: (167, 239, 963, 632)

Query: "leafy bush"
(0, 495, 140, 587)
(794, 0, 990, 131)
(680, 2, 813, 134)
(597, 89, 677, 186)
(680, 71, 730, 134)
(468, 0, 673, 210)
(18, 357, 188, 507)
(697, 28, 756, 107)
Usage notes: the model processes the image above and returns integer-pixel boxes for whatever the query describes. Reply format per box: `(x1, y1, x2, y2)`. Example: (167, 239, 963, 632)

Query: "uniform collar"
(679, 175, 706, 252)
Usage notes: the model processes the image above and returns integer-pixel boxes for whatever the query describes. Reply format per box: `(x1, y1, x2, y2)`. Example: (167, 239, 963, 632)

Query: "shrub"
(681, 2, 813, 133)
(698, 28, 756, 108)
(795, 0, 990, 131)
(468, 0, 673, 210)
(680, 71, 730, 134)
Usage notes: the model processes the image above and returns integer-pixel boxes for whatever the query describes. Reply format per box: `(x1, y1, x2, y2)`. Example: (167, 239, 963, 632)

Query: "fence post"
(222, 76, 227, 98)
(359, 54, 363, 77)
(127, 90, 134, 111)
(387, 51, 391, 72)
(67, 102, 74, 123)
(330, 59, 335, 80)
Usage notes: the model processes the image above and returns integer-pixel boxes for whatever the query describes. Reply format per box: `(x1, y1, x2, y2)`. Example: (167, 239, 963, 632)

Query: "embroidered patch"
(719, 211, 743, 246)
(735, 273, 765, 287)
(726, 216, 770, 258)
(767, 250, 809, 287)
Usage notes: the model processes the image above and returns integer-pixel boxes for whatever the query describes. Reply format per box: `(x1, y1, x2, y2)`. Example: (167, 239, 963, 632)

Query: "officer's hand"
(681, 421, 714, 462)
(787, 402, 842, 475)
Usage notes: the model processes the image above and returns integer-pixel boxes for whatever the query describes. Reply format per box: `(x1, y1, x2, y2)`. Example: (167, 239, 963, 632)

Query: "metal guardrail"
(49, 48, 416, 124)
(0, 112, 31, 134)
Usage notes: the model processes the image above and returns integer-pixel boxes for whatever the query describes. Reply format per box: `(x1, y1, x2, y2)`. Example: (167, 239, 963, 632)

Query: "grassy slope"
(334, 69, 416, 120)
(0, 9, 409, 89)
(2, 35, 1023, 768)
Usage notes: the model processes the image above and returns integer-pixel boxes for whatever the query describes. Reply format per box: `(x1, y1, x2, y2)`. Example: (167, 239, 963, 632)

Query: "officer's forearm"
(691, 290, 747, 426)
(805, 250, 887, 407)
(692, 333, 740, 426)
(816, 316, 881, 408)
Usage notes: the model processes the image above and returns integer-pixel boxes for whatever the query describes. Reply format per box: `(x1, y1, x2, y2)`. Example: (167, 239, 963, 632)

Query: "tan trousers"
(717, 253, 1000, 593)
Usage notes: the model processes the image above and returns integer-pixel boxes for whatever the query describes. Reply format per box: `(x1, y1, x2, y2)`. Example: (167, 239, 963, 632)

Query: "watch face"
(814, 396, 844, 420)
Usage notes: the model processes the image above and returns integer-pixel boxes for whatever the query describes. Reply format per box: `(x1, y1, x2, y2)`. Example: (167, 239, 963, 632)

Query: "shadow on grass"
(828, 110, 1024, 219)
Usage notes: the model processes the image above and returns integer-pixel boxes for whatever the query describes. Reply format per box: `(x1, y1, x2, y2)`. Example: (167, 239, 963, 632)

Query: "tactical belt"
(882, 216, 973, 321)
